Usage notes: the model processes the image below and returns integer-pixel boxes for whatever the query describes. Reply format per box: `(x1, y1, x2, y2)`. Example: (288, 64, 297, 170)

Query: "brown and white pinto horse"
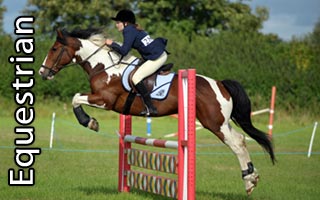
(39, 28, 275, 195)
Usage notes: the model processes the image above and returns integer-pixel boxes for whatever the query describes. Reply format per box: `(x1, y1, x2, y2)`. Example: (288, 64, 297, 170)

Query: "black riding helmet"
(111, 9, 136, 24)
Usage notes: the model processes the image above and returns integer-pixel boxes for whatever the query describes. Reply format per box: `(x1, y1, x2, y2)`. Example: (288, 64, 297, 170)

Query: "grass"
(0, 101, 319, 200)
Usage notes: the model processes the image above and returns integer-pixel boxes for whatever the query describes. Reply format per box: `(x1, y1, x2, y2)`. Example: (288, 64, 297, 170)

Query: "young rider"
(105, 9, 168, 116)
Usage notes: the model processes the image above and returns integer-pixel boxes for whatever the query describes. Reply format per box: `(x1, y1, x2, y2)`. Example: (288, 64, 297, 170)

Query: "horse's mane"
(58, 27, 131, 60)
(67, 27, 104, 39)
(59, 28, 107, 48)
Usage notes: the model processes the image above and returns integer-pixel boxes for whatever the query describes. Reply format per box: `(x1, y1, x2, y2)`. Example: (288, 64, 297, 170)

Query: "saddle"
(130, 61, 174, 91)
(121, 58, 175, 114)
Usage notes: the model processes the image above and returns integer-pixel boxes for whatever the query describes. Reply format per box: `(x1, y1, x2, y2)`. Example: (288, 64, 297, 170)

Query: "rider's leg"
(132, 52, 167, 116)
(135, 81, 158, 116)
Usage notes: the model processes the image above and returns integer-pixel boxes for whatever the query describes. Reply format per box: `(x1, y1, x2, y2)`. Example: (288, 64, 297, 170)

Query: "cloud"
(261, 14, 313, 40)
(249, 0, 320, 40)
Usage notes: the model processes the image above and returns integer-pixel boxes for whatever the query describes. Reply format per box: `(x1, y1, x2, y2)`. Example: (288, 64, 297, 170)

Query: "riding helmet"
(111, 9, 136, 24)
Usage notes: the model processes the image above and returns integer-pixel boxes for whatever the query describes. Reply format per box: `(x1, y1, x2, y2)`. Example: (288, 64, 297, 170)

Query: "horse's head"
(39, 27, 137, 81)
(39, 29, 80, 80)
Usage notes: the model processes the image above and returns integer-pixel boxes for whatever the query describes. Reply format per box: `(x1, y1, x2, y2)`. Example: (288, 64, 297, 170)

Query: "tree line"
(1, 0, 319, 117)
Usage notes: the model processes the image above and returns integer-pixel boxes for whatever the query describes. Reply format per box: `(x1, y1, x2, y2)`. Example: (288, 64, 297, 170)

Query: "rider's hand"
(105, 39, 113, 46)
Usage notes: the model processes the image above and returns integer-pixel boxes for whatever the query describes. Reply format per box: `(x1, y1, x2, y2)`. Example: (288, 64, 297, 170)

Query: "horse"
(39, 28, 275, 195)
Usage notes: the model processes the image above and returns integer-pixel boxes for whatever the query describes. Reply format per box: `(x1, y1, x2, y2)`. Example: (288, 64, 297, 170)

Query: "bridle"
(41, 45, 67, 77)
(41, 42, 132, 77)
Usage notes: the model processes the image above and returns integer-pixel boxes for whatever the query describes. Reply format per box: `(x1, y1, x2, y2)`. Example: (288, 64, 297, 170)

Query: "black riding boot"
(135, 81, 158, 116)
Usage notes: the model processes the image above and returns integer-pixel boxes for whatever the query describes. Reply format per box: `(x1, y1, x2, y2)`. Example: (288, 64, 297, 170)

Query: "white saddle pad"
(122, 59, 175, 100)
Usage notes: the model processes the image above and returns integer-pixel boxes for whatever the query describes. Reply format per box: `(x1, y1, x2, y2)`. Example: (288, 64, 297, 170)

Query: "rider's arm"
(110, 26, 136, 56)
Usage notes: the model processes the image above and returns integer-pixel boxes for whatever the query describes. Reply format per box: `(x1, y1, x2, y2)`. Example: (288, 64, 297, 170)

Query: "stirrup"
(140, 106, 158, 116)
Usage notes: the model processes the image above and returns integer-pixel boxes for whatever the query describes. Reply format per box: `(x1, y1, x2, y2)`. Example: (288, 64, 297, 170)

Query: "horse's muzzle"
(39, 66, 55, 80)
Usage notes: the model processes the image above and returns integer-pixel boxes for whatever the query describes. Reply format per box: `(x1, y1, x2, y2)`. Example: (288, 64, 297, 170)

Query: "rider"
(106, 9, 168, 116)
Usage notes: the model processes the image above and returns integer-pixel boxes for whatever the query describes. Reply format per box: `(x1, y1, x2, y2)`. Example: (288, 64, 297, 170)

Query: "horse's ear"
(57, 29, 64, 39)
(56, 28, 68, 45)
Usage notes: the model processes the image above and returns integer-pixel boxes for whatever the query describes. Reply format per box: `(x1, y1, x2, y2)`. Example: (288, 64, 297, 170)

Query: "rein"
(65, 44, 108, 70)
(88, 53, 133, 79)
(42, 42, 137, 79)
(80, 44, 107, 64)
(41, 44, 106, 76)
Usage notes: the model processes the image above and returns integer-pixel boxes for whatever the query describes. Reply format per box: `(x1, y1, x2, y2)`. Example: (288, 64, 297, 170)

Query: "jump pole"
(118, 114, 132, 192)
(146, 117, 152, 136)
(307, 122, 318, 158)
(49, 112, 56, 149)
(178, 69, 196, 200)
(118, 69, 196, 199)
(268, 86, 276, 137)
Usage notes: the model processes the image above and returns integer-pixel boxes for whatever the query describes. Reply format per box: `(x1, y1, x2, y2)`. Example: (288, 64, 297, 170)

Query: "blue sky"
(3, 0, 320, 40)
(249, 0, 320, 40)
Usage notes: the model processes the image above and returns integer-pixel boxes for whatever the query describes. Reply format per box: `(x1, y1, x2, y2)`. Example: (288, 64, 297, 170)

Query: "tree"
(136, 0, 268, 37)
(0, 0, 6, 34)
(25, 0, 268, 39)
(25, 0, 130, 34)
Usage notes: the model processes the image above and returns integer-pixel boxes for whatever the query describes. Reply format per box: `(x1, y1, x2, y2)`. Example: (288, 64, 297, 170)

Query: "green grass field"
(1, 102, 319, 200)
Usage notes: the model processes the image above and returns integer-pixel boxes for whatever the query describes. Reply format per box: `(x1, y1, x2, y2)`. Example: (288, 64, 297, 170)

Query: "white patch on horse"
(72, 93, 106, 109)
(197, 75, 232, 123)
(72, 93, 88, 107)
(41, 55, 48, 66)
(198, 75, 251, 173)
(76, 39, 135, 85)
(76, 40, 104, 69)
(39, 56, 48, 75)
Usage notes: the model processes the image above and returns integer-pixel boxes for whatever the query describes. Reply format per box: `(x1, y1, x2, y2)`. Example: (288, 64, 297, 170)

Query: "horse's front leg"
(72, 93, 106, 131)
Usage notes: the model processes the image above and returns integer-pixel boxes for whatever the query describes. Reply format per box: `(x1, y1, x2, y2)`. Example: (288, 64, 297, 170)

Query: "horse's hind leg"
(219, 123, 259, 195)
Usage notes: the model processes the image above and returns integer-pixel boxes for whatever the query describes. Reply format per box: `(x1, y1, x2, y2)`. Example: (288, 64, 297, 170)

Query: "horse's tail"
(221, 79, 276, 164)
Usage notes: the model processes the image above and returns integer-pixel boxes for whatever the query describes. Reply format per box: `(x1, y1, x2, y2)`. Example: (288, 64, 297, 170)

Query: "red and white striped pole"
(118, 114, 131, 192)
(178, 69, 196, 200)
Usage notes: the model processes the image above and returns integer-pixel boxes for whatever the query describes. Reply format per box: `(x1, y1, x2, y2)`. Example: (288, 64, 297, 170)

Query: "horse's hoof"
(243, 172, 259, 196)
(252, 175, 259, 187)
(246, 186, 255, 196)
(88, 118, 99, 132)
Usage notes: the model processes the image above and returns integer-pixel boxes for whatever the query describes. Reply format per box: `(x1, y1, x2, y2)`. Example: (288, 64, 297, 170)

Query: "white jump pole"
(146, 117, 152, 136)
(251, 108, 269, 116)
(307, 122, 318, 158)
(49, 112, 56, 149)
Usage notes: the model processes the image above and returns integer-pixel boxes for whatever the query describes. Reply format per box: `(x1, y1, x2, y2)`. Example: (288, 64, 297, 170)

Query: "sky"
(3, 0, 320, 41)
(249, 0, 320, 40)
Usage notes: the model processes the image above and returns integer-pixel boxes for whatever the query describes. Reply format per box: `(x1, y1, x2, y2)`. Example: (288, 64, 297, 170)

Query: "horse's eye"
(51, 47, 57, 51)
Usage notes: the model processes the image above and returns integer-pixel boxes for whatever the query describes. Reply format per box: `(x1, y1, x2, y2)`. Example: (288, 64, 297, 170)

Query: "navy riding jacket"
(110, 24, 167, 60)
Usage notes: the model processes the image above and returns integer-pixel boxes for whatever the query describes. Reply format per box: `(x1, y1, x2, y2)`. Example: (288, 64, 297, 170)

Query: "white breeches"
(132, 52, 168, 85)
